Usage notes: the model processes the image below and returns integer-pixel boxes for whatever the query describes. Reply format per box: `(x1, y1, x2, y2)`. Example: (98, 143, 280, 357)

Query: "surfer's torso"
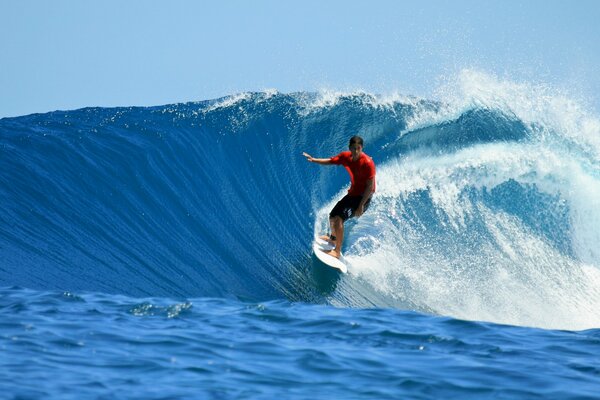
(330, 151, 376, 196)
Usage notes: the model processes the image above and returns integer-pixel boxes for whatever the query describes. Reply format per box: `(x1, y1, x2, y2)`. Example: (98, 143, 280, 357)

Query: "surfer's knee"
(332, 216, 343, 228)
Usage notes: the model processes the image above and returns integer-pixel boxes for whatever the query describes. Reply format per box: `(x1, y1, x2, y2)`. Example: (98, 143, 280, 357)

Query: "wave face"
(2, 71, 600, 329)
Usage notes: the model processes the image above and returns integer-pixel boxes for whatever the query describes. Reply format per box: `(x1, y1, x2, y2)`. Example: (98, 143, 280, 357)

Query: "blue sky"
(1, 0, 599, 118)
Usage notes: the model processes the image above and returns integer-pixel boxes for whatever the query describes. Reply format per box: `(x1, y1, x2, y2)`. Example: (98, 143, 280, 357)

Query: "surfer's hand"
(302, 152, 313, 162)
(355, 204, 364, 217)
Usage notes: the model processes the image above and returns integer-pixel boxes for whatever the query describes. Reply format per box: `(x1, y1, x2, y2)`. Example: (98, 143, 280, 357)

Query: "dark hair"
(349, 135, 364, 147)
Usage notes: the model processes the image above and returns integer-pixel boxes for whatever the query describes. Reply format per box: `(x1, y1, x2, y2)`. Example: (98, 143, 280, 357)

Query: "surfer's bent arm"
(302, 152, 332, 165)
(359, 179, 374, 207)
(353, 179, 374, 217)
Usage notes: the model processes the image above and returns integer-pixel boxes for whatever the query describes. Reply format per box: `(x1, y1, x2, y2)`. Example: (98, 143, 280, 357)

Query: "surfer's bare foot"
(319, 235, 335, 245)
(322, 248, 341, 259)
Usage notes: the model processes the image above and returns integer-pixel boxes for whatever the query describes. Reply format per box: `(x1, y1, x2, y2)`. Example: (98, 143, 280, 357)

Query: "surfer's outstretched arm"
(302, 152, 332, 165)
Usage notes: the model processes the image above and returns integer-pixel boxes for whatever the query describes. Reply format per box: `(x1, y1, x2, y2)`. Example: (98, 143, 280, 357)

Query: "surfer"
(303, 135, 376, 259)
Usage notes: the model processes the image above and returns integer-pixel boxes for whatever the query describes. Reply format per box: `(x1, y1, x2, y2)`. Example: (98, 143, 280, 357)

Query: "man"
(303, 135, 376, 259)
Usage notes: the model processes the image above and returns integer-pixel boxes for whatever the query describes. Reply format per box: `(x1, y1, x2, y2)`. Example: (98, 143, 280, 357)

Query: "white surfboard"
(312, 237, 348, 273)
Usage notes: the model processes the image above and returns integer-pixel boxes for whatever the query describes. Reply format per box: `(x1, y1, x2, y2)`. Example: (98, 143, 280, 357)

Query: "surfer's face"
(349, 143, 363, 160)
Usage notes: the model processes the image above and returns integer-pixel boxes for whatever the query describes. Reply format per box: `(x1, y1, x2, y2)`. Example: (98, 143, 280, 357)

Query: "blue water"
(2, 72, 600, 398)
(2, 287, 599, 399)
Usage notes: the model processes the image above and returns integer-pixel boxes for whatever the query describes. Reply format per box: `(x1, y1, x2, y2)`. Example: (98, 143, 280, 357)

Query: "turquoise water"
(2, 71, 600, 397)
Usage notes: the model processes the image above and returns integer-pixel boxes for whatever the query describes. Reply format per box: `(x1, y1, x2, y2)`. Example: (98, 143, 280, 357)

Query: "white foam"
(431, 69, 600, 158)
(298, 88, 420, 116)
(202, 92, 253, 114)
(319, 128, 600, 330)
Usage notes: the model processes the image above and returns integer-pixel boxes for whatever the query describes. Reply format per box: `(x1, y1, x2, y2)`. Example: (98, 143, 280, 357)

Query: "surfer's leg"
(325, 197, 347, 243)
(329, 216, 337, 240)
(326, 216, 343, 258)
(318, 217, 336, 244)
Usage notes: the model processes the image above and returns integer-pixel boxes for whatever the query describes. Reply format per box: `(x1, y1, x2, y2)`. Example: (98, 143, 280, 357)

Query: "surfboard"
(312, 237, 348, 273)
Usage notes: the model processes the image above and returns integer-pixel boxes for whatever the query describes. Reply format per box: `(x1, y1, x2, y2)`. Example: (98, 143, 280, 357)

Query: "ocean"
(2, 71, 600, 398)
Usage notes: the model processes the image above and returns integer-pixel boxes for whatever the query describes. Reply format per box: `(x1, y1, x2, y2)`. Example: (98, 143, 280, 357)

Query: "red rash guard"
(330, 152, 376, 196)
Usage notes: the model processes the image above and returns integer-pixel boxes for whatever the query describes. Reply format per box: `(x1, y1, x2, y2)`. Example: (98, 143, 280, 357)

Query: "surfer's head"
(349, 136, 363, 147)
(349, 135, 364, 160)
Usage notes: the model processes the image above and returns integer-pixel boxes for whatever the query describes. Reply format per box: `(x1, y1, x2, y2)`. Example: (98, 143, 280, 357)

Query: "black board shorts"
(329, 194, 371, 221)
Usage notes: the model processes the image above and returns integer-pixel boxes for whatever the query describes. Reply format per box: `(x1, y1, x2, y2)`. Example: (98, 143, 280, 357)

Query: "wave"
(2, 70, 600, 329)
